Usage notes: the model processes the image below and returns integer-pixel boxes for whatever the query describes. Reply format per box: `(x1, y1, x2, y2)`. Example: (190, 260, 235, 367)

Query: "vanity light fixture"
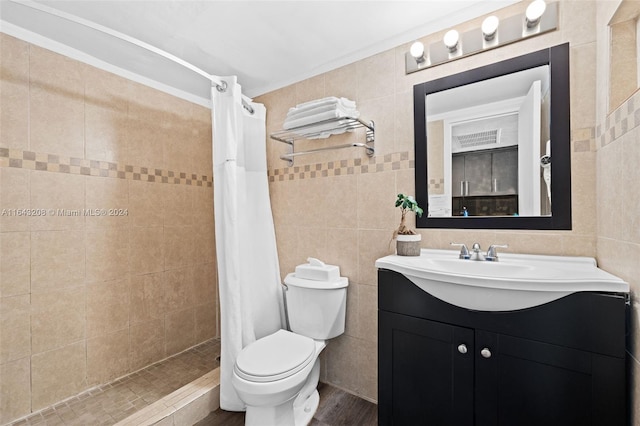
(443, 29, 460, 52)
(525, 0, 547, 28)
(482, 16, 500, 41)
(404, 1, 558, 75)
(410, 41, 426, 64)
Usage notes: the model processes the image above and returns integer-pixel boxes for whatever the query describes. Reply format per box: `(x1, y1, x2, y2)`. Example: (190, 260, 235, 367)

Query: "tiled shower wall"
(0, 34, 217, 424)
(594, 1, 640, 422)
(257, 0, 599, 403)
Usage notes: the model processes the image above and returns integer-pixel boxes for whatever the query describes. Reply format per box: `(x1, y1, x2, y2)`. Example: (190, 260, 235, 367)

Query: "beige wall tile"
(357, 50, 395, 102)
(0, 167, 30, 232)
(86, 277, 130, 337)
(596, 141, 623, 240)
(164, 131, 195, 174)
(85, 105, 129, 163)
(359, 96, 396, 157)
(29, 47, 85, 158)
(31, 286, 85, 354)
(31, 341, 87, 411)
(193, 262, 216, 306)
(325, 334, 360, 394)
(129, 318, 165, 371)
(357, 171, 397, 230)
(0, 34, 30, 151)
(130, 272, 166, 324)
(321, 228, 358, 283)
(621, 127, 640, 244)
(343, 282, 359, 338)
(0, 295, 30, 363)
(358, 229, 395, 286)
(130, 226, 165, 275)
(165, 308, 195, 356)
(0, 357, 31, 423)
(164, 267, 195, 313)
(0, 231, 30, 297)
(31, 230, 85, 292)
(85, 177, 129, 229)
(570, 43, 597, 130)
(324, 175, 358, 229)
(164, 183, 193, 226)
(195, 303, 217, 342)
(294, 74, 325, 105)
(193, 222, 216, 265)
(87, 329, 130, 386)
(127, 121, 166, 169)
(86, 228, 130, 282)
(325, 62, 358, 103)
(358, 339, 377, 402)
(30, 171, 85, 231)
(357, 284, 377, 343)
(609, 19, 638, 112)
(129, 180, 164, 227)
(193, 186, 214, 227)
(164, 226, 194, 270)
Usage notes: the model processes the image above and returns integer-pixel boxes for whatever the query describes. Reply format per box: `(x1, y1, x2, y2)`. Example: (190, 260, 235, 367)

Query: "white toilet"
(231, 259, 348, 426)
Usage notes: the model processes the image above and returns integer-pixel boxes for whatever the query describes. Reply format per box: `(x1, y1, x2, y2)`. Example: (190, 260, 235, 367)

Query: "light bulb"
(410, 41, 426, 63)
(482, 16, 499, 40)
(443, 29, 459, 52)
(526, 0, 546, 28)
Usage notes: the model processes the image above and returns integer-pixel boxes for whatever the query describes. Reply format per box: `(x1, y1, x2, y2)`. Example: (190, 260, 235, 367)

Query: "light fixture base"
(406, 1, 557, 74)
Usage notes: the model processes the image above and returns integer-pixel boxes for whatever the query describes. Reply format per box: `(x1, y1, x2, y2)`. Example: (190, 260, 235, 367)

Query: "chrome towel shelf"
(270, 117, 375, 166)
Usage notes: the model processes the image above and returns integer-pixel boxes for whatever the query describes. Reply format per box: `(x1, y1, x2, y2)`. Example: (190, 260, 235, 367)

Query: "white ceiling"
(0, 0, 519, 103)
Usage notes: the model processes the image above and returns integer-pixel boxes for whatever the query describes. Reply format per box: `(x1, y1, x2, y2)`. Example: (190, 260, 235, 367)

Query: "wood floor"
(195, 382, 377, 426)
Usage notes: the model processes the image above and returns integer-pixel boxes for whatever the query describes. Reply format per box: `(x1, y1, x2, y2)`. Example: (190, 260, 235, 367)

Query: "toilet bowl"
(232, 330, 326, 425)
(231, 261, 348, 426)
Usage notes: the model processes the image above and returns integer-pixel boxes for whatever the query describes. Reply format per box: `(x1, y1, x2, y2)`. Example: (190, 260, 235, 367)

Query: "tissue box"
(295, 258, 340, 281)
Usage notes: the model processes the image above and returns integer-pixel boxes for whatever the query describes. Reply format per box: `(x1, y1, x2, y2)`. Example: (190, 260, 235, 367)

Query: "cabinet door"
(464, 151, 492, 196)
(474, 330, 626, 426)
(491, 148, 518, 195)
(452, 155, 465, 197)
(379, 311, 474, 426)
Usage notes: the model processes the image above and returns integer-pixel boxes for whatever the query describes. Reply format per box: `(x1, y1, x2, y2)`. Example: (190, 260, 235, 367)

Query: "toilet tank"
(284, 273, 348, 340)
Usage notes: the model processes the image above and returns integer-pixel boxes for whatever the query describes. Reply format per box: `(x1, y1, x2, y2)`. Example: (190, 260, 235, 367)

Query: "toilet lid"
(234, 330, 316, 383)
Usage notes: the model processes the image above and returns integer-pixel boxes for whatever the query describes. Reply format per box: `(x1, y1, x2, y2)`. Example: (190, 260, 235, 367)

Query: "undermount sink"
(375, 249, 629, 311)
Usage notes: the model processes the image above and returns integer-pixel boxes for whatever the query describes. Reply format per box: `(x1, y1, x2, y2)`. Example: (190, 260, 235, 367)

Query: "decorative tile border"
(267, 151, 414, 182)
(598, 89, 640, 147)
(0, 148, 213, 187)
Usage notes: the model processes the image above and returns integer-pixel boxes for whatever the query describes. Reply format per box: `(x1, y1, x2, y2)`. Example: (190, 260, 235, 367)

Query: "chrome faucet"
(470, 243, 485, 261)
(486, 244, 508, 262)
(451, 242, 508, 261)
(450, 243, 470, 259)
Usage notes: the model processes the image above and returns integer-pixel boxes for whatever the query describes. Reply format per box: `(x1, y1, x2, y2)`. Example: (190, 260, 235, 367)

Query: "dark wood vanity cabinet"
(378, 269, 628, 426)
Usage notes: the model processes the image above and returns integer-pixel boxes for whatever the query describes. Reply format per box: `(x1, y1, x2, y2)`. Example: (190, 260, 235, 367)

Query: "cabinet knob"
(457, 344, 468, 354)
(481, 348, 492, 358)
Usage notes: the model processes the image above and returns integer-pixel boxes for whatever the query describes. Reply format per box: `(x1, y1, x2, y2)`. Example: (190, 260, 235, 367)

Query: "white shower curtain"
(212, 77, 284, 411)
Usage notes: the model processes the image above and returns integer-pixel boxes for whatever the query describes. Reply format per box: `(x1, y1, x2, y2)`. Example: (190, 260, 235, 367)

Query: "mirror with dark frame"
(414, 43, 571, 230)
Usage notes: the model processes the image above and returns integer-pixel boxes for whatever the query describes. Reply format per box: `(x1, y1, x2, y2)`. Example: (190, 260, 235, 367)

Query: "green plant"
(394, 193, 423, 236)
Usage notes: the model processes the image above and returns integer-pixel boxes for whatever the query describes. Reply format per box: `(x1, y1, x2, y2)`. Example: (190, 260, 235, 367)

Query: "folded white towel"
(284, 108, 359, 130)
(287, 96, 356, 117)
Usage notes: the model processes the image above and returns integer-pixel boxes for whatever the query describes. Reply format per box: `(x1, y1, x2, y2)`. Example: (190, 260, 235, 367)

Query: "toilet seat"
(235, 330, 316, 383)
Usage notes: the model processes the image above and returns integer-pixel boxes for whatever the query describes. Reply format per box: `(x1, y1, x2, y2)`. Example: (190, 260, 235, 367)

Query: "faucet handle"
(450, 243, 470, 260)
(486, 244, 508, 261)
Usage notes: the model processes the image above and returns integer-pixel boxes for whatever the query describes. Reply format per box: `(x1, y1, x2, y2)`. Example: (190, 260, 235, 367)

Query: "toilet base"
(294, 389, 319, 426)
(244, 359, 321, 426)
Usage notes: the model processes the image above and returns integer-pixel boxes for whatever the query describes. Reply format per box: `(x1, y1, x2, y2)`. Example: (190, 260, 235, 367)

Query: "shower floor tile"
(6, 339, 220, 426)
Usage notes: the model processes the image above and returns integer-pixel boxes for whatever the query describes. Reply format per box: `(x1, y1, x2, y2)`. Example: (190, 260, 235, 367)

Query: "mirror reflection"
(426, 65, 551, 217)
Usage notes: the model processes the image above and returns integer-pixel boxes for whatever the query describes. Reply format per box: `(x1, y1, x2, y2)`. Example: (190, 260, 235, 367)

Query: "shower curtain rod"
(9, 0, 255, 114)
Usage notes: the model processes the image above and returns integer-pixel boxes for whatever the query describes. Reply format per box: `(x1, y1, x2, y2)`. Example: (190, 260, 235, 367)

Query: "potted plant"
(393, 193, 424, 256)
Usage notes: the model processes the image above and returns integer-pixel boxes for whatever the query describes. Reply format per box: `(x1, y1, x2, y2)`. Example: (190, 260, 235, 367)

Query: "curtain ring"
(216, 80, 228, 93)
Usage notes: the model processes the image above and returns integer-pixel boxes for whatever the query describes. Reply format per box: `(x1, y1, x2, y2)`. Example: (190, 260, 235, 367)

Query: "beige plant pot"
(396, 234, 422, 256)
